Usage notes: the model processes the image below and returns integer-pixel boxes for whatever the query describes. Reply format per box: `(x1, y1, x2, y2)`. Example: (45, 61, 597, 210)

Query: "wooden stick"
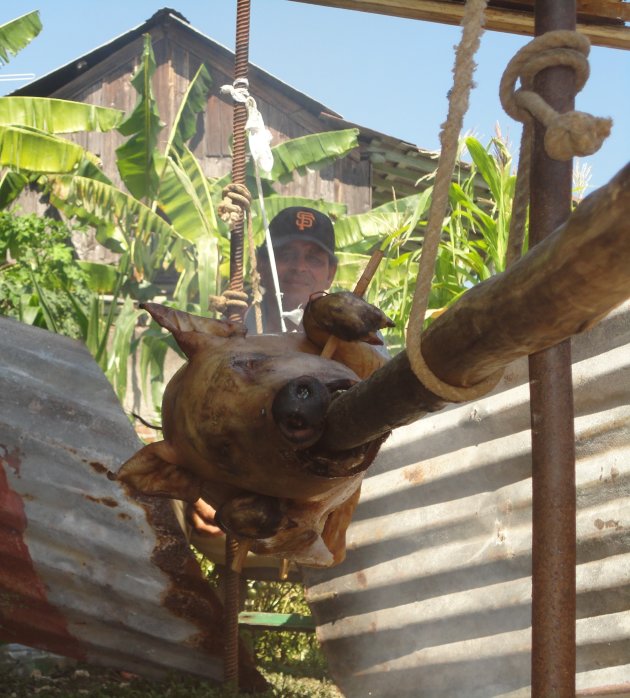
(319, 162, 630, 452)
(230, 540, 251, 573)
(320, 249, 385, 360)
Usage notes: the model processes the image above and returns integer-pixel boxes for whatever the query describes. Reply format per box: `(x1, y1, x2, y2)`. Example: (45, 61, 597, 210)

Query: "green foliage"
(0, 10, 42, 66)
(333, 135, 522, 354)
(243, 580, 328, 678)
(0, 212, 90, 338)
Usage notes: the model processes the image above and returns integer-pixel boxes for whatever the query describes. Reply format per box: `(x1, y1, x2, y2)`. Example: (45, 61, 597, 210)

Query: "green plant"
(0, 211, 90, 337)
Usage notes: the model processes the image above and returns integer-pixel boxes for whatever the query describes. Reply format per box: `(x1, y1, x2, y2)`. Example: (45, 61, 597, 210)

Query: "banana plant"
(0, 12, 124, 205)
(0, 10, 42, 66)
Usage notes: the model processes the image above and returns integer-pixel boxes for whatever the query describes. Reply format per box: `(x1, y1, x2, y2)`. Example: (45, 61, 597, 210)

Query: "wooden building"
(13, 7, 448, 214)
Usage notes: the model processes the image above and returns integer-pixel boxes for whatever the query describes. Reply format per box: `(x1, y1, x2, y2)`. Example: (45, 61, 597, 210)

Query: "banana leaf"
(49, 175, 179, 244)
(158, 148, 219, 242)
(0, 97, 123, 133)
(267, 129, 360, 184)
(0, 170, 28, 209)
(116, 34, 163, 201)
(0, 11, 42, 66)
(167, 63, 213, 154)
(77, 261, 119, 294)
(0, 125, 86, 173)
(213, 129, 361, 193)
(333, 199, 424, 249)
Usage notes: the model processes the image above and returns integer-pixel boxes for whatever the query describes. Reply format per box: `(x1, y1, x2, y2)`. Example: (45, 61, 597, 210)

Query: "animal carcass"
(113, 293, 393, 567)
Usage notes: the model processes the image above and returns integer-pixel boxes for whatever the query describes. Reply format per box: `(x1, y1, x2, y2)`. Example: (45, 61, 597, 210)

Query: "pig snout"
(271, 375, 331, 447)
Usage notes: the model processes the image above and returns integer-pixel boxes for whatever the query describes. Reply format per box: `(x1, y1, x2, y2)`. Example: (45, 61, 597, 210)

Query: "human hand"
(186, 498, 224, 537)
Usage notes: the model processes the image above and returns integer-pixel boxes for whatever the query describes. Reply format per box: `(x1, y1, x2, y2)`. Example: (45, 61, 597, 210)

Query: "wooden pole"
(319, 162, 630, 451)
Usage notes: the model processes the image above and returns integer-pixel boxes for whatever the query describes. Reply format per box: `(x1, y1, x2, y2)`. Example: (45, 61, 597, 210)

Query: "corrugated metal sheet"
(304, 301, 630, 697)
(0, 317, 264, 690)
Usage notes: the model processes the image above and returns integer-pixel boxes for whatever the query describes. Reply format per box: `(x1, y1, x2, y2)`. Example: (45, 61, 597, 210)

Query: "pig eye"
(230, 353, 268, 375)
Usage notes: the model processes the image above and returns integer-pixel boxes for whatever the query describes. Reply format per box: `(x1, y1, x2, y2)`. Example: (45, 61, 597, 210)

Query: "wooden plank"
(238, 612, 316, 632)
(292, 0, 630, 50)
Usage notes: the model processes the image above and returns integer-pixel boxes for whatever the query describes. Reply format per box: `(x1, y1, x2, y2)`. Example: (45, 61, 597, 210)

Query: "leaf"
(0, 97, 123, 133)
(465, 137, 502, 203)
(0, 170, 28, 209)
(0, 11, 42, 66)
(158, 148, 219, 242)
(116, 34, 163, 201)
(267, 129, 360, 184)
(0, 125, 86, 173)
(167, 64, 213, 154)
(105, 296, 139, 402)
(49, 175, 179, 244)
(77, 261, 119, 293)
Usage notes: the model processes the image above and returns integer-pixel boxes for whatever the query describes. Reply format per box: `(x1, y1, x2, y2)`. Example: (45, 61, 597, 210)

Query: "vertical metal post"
(227, 0, 251, 325)
(223, 0, 252, 688)
(529, 1, 577, 695)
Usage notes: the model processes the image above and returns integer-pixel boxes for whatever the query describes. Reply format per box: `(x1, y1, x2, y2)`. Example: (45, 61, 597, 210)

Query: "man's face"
(260, 240, 337, 311)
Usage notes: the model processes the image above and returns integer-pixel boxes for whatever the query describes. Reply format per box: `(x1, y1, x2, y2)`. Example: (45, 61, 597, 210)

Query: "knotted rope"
(406, 0, 503, 402)
(214, 182, 262, 330)
(500, 30, 612, 265)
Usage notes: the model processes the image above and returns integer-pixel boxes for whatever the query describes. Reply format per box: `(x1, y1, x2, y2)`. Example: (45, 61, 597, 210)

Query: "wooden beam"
(292, 0, 630, 50)
(320, 162, 630, 451)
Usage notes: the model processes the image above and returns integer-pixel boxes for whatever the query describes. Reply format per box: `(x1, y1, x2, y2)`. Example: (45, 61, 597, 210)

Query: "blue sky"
(2, 1, 628, 191)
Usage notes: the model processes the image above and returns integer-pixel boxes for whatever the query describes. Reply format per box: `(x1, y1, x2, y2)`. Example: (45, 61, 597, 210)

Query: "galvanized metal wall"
(0, 317, 264, 690)
(304, 302, 630, 697)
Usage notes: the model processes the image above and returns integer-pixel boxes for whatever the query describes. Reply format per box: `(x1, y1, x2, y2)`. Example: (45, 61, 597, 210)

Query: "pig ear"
(112, 441, 202, 503)
(140, 302, 247, 359)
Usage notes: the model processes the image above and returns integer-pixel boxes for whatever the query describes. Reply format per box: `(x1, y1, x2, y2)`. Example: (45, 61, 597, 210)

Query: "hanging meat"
(113, 293, 393, 567)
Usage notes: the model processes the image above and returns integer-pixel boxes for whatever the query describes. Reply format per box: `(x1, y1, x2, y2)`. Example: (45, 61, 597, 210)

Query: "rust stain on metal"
(356, 571, 368, 588)
(593, 519, 623, 531)
(135, 495, 267, 693)
(0, 462, 86, 660)
(403, 465, 424, 484)
(84, 494, 119, 508)
(88, 461, 109, 475)
(0, 444, 22, 476)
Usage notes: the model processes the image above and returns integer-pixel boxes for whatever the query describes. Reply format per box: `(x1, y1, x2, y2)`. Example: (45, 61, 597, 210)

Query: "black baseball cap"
(263, 206, 336, 259)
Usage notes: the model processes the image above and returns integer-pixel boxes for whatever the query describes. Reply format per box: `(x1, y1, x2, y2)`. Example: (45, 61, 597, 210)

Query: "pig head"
(114, 294, 392, 567)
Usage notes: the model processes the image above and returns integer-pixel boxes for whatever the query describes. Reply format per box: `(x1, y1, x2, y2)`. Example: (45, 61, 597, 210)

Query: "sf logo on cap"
(295, 211, 316, 231)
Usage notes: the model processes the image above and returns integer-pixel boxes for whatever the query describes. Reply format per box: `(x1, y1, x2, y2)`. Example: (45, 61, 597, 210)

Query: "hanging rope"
(405, 0, 503, 402)
(500, 30, 612, 265)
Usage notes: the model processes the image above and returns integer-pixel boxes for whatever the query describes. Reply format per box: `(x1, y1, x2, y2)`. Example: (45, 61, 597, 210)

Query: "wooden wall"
(36, 22, 372, 215)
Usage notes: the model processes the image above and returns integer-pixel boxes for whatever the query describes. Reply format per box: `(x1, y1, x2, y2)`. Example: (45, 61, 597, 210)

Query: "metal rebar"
(223, 0, 252, 686)
(227, 0, 251, 325)
(529, 1, 577, 695)
(223, 533, 241, 686)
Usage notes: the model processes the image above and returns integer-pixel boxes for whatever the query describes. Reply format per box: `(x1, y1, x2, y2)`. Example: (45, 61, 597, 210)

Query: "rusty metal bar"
(227, 0, 251, 325)
(529, 1, 577, 695)
(223, 0, 252, 687)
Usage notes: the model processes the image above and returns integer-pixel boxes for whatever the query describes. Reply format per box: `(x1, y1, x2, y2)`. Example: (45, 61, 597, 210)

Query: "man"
(246, 206, 338, 334)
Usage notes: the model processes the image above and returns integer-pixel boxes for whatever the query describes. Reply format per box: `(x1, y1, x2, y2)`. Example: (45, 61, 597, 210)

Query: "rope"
(406, 0, 502, 402)
(500, 30, 612, 266)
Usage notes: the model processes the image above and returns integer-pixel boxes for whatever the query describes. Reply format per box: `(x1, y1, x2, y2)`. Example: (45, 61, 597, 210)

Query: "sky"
(2, 0, 629, 192)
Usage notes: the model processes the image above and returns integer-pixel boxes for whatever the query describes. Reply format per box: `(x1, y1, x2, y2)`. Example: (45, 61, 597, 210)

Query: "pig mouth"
(271, 375, 355, 448)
